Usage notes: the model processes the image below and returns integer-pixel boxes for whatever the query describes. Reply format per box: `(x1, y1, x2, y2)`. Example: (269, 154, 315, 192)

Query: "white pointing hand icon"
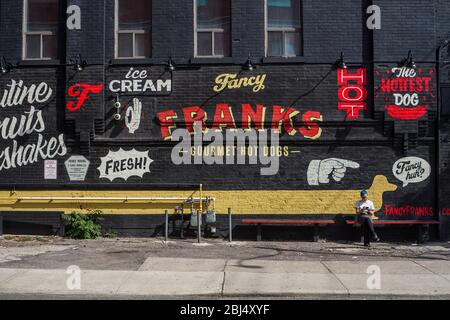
(307, 158, 360, 186)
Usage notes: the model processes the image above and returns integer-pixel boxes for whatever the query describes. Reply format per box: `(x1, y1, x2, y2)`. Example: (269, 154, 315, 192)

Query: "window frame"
(265, 0, 303, 58)
(114, 0, 152, 59)
(22, 0, 58, 60)
(194, 0, 231, 58)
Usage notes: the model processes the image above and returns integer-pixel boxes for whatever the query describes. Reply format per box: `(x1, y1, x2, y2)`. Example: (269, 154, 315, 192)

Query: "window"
(266, 0, 302, 57)
(23, 0, 59, 60)
(116, 0, 152, 58)
(195, 0, 231, 57)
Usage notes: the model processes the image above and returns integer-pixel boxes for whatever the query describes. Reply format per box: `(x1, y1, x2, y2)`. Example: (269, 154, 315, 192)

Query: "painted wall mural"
(125, 98, 143, 134)
(0, 79, 67, 172)
(157, 104, 324, 140)
(0, 66, 439, 223)
(392, 157, 431, 187)
(384, 205, 434, 217)
(0, 80, 53, 107)
(307, 158, 360, 186)
(97, 148, 154, 182)
(66, 83, 103, 111)
(108, 67, 172, 95)
(375, 66, 436, 120)
(213, 73, 267, 93)
(210, 175, 397, 215)
(337, 68, 367, 119)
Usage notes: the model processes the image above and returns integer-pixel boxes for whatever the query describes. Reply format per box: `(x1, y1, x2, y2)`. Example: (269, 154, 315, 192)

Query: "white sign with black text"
(65, 156, 90, 181)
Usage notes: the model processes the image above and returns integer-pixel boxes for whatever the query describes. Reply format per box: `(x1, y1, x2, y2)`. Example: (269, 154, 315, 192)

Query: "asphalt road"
(1, 236, 449, 271)
(1, 236, 450, 300)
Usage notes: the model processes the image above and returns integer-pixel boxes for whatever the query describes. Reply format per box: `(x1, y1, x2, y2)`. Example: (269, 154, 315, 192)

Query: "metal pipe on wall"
(180, 206, 184, 239)
(16, 196, 216, 202)
(197, 210, 201, 243)
(436, 43, 441, 240)
(199, 184, 203, 213)
(164, 210, 168, 242)
(228, 207, 232, 242)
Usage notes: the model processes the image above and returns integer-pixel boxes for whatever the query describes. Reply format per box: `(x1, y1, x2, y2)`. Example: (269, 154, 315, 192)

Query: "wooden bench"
(346, 219, 440, 244)
(241, 219, 335, 242)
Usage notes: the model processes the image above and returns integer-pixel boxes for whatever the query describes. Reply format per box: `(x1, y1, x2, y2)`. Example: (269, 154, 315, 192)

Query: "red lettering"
(384, 205, 435, 217)
(157, 110, 177, 140)
(337, 68, 366, 86)
(156, 104, 323, 139)
(380, 78, 391, 93)
(337, 68, 367, 119)
(338, 103, 366, 119)
(384, 205, 392, 215)
(300, 111, 323, 140)
(242, 104, 265, 130)
(183, 106, 207, 133)
(271, 106, 299, 136)
(338, 86, 367, 102)
(67, 83, 103, 111)
(212, 104, 236, 131)
(423, 77, 431, 92)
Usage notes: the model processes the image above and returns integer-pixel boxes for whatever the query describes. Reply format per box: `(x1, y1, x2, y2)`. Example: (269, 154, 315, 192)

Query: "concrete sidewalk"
(1, 257, 450, 299)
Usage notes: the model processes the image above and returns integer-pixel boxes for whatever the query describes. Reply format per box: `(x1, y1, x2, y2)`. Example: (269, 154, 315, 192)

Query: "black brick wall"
(0, 0, 448, 239)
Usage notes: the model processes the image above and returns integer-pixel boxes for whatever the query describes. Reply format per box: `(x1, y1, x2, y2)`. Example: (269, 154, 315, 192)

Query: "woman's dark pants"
(359, 215, 378, 245)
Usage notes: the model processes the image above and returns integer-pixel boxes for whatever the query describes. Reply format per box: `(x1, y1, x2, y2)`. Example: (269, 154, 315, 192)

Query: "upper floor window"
(266, 0, 302, 57)
(195, 0, 231, 57)
(23, 0, 59, 60)
(115, 0, 152, 59)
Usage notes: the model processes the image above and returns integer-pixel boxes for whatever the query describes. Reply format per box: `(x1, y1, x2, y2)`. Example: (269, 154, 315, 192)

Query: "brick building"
(0, 0, 449, 240)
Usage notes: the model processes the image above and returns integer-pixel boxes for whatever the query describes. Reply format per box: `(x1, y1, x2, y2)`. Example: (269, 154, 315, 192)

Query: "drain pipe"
(164, 210, 168, 242)
(228, 208, 232, 242)
(436, 40, 450, 240)
(199, 184, 203, 213)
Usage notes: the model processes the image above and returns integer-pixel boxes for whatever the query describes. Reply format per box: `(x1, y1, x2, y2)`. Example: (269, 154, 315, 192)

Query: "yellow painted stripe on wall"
(0, 175, 397, 215)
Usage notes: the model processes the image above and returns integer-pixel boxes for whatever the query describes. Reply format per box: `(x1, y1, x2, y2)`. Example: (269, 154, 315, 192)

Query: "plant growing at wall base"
(63, 209, 104, 239)
(103, 229, 118, 239)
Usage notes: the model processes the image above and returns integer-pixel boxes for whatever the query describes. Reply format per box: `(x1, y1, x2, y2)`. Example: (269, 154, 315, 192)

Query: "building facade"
(0, 0, 449, 240)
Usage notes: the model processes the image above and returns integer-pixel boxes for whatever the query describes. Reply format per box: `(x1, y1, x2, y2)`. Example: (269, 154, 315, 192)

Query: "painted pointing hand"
(125, 98, 142, 134)
(307, 158, 360, 186)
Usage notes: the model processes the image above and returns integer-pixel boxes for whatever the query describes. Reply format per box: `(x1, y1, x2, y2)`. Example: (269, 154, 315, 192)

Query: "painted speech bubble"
(392, 156, 430, 187)
(97, 148, 153, 182)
